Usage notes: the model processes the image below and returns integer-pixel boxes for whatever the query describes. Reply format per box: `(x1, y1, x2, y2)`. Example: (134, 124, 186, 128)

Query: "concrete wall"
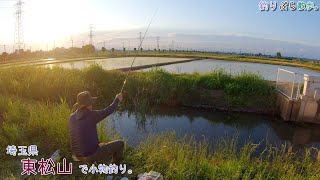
(291, 98, 301, 122)
(276, 92, 293, 121)
(297, 98, 320, 123)
(277, 74, 320, 124)
(297, 75, 320, 124)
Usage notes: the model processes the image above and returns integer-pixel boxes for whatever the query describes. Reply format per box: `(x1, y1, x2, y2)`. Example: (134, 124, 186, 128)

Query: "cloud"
(6, 28, 319, 60)
(167, 33, 177, 38)
(169, 33, 320, 59)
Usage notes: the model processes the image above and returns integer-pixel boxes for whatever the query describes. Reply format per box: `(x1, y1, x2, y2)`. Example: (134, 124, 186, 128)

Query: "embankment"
(2, 66, 320, 179)
(0, 65, 276, 114)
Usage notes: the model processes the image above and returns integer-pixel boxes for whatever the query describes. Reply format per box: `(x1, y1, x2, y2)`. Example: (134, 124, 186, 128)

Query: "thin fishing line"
(120, 8, 158, 93)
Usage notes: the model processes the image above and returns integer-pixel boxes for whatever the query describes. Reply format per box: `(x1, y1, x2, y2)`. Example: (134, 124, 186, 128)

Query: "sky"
(0, 0, 319, 59)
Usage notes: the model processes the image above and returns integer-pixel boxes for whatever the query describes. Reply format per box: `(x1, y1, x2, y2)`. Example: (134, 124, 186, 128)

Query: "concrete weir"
(277, 69, 320, 124)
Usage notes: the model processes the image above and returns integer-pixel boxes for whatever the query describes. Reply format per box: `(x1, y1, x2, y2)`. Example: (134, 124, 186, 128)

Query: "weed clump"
(0, 65, 275, 110)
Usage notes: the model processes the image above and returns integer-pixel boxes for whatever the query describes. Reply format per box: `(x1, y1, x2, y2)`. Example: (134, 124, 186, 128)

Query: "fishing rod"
(120, 9, 158, 93)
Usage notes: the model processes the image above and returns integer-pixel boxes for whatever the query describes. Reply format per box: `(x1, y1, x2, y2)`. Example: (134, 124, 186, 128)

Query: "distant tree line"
(1, 45, 316, 63)
(0, 44, 96, 62)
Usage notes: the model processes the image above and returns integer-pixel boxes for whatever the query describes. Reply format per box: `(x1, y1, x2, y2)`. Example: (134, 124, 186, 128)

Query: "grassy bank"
(0, 95, 112, 178)
(128, 133, 320, 179)
(0, 66, 281, 179)
(0, 65, 274, 110)
(1, 95, 320, 179)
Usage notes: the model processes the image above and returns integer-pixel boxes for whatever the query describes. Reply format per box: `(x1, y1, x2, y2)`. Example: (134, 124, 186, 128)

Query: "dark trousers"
(78, 140, 124, 164)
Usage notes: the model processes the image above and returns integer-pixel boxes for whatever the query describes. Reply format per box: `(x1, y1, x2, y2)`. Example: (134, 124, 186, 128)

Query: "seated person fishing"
(69, 91, 124, 164)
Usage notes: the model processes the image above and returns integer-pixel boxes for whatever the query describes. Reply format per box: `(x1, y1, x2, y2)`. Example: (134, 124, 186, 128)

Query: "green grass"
(0, 65, 280, 179)
(127, 133, 320, 179)
(0, 96, 70, 155)
(0, 65, 274, 110)
(0, 95, 114, 179)
(1, 95, 320, 179)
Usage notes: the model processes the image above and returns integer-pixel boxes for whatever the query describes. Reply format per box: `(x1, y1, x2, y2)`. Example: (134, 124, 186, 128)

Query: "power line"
(1, 44, 6, 52)
(128, 40, 130, 51)
(70, 37, 73, 48)
(139, 32, 142, 49)
(89, 24, 94, 45)
(14, 0, 24, 53)
(156, 36, 159, 50)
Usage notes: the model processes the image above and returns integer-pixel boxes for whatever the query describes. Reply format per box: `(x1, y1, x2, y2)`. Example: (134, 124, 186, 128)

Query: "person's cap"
(73, 91, 97, 110)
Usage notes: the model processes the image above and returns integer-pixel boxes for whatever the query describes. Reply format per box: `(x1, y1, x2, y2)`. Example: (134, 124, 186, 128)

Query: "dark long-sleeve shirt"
(69, 97, 120, 157)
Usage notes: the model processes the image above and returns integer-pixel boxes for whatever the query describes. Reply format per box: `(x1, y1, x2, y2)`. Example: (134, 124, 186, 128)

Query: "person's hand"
(116, 93, 123, 102)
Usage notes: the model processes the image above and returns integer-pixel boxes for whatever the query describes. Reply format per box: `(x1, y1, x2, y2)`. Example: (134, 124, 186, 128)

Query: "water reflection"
(107, 107, 320, 155)
(43, 58, 320, 81)
(45, 57, 190, 70)
(144, 59, 320, 81)
(271, 122, 320, 145)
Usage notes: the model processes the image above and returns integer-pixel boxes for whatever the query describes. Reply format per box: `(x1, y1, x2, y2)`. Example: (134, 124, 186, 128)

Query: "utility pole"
(171, 40, 175, 51)
(3, 45, 6, 52)
(71, 38, 74, 48)
(53, 41, 55, 56)
(89, 24, 94, 45)
(139, 32, 142, 50)
(103, 41, 106, 48)
(14, 0, 24, 53)
(156, 36, 160, 50)
(82, 41, 84, 47)
(128, 40, 130, 51)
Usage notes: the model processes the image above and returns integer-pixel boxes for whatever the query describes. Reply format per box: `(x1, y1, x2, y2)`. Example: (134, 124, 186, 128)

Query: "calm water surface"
(45, 57, 191, 70)
(47, 57, 320, 81)
(107, 108, 320, 155)
(144, 59, 320, 81)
